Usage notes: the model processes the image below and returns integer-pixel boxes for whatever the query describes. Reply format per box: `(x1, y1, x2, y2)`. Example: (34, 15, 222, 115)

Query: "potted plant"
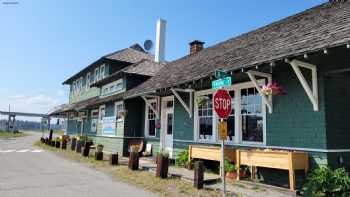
(224, 159, 237, 179)
(196, 96, 209, 107)
(156, 151, 169, 179)
(261, 82, 286, 96)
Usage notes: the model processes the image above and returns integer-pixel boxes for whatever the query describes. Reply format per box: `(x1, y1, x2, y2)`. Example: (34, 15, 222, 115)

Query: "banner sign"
(101, 116, 116, 135)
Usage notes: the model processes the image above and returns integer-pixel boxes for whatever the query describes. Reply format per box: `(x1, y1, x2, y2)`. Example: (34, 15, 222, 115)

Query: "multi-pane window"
(198, 94, 213, 140)
(86, 73, 91, 90)
(101, 79, 124, 96)
(91, 110, 99, 133)
(227, 90, 235, 141)
(146, 101, 157, 137)
(115, 102, 124, 122)
(241, 88, 263, 143)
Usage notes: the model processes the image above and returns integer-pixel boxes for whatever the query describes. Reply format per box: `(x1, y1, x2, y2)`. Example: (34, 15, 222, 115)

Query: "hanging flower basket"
(196, 96, 209, 107)
(262, 82, 286, 96)
(118, 110, 126, 118)
(155, 121, 161, 129)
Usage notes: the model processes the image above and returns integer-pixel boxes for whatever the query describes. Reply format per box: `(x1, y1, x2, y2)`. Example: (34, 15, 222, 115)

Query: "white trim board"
(173, 139, 350, 153)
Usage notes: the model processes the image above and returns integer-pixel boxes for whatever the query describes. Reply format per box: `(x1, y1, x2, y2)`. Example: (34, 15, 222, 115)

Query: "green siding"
(173, 92, 194, 141)
(266, 61, 327, 149)
(91, 136, 124, 155)
(124, 98, 145, 137)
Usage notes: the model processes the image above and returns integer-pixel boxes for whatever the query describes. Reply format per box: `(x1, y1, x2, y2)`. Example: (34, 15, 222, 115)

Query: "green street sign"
(212, 77, 232, 90)
(215, 69, 227, 79)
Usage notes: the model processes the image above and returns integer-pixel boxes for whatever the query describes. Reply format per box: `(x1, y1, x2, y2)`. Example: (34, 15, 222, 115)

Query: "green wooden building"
(51, 44, 164, 156)
(122, 1, 350, 170)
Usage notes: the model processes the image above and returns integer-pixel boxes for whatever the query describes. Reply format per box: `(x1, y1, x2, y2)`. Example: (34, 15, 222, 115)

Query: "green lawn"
(0, 130, 28, 138)
(34, 141, 234, 197)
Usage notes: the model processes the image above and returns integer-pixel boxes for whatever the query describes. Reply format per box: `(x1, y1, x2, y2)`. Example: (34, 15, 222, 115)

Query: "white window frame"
(193, 80, 266, 145)
(100, 64, 105, 79)
(99, 105, 106, 122)
(144, 98, 158, 138)
(115, 101, 124, 122)
(90, 109, 99, 133)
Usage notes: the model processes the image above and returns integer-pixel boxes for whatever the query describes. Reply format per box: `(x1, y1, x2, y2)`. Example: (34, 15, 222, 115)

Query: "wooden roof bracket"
(288, 59, 319, 111)
(170, 88, 194, 118)
(246, 70, 273, 113)
(141, 95, 160, 118)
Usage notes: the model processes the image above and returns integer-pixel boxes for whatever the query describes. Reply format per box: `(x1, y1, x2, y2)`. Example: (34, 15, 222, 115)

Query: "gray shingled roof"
(90, 59, 166, 87)
(63, 44, 153, 84)
(49, 96, 100, 115)
(125, 1, 350, 97)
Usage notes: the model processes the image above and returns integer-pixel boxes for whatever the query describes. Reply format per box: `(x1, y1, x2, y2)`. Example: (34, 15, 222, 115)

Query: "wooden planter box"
(236, 149, 309, 191)
(188, 145, 236, 162)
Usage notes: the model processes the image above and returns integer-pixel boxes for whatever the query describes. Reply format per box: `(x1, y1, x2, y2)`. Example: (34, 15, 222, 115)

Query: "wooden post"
(156, 154, 169, 179)
(61, 139, 67, 149)
(82, 141, 92, 157)
(236, 149, 241, 181)
(76, 140, 82, 153)
(128, 151, 139, 170)
(55, 140, 60, 148)
(194, 161, 204, 189)
(71, 138, 77, 151)
(288, 152, 295, 191)
(95, 152, 103, 160)
(110, 153, 118, 165)
(48, 129, 53, 143)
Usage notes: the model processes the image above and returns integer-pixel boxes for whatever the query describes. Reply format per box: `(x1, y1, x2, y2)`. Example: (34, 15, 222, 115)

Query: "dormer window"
(86, 73, 91, 90)
(100, 64, 105, 79)
(94, 67, 100, 82)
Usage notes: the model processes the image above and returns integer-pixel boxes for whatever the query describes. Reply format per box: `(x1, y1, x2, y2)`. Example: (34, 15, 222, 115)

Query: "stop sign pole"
(213, 89, 232, 197)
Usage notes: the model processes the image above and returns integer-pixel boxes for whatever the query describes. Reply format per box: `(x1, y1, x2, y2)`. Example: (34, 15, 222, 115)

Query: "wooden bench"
(188, 145, 236, 163)
(236, 149, 309, 191)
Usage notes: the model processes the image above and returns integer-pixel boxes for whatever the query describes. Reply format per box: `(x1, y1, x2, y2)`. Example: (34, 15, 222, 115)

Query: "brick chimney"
(189, 40, 205, 55)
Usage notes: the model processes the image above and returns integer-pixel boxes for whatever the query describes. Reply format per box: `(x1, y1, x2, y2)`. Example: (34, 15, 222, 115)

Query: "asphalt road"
(0, 132, 155, 197)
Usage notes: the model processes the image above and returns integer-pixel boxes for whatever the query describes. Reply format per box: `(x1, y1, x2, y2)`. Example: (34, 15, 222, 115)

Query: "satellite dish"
(143, 40, 153, 52)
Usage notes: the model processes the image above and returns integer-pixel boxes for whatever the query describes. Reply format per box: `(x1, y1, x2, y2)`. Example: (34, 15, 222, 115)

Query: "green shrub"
(303, 166, 350, 197)
(176, 150, 189, 167)
(224, 158, 236, 173)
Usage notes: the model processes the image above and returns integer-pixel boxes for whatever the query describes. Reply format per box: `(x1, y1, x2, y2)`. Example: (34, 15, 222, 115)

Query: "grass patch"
(34, 141, 235, 197)
(0, 130, 28, 138)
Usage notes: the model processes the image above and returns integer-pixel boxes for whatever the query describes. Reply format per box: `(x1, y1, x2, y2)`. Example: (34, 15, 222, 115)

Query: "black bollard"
(71, 138, 77, 151)
(194, 161, 204, 189)
(61, 139, 67, 149)
(76, 140, 82, 153)
(82, 141, 92, 157)
(110, 153, 118, 165)
(48, 129, 53, 142)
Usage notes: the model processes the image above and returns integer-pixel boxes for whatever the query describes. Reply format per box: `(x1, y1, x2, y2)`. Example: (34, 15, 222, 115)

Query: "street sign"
(213, 89, 232, 119)
(212, 77, 232, 90)
(218, 121, 228, 140)
(215, 69, 227, 79)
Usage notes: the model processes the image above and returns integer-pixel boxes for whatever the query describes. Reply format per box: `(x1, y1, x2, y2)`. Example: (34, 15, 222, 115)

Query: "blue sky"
(0, 0, 326, 120)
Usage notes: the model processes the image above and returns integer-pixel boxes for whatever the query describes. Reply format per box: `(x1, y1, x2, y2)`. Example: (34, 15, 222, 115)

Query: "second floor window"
(100, 65, 105, 79)
(86, 73, 91, 90)
(95, 67, 100, 82)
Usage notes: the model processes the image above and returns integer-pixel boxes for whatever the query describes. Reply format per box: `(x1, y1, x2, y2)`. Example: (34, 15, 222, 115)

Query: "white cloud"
(0, 93, 67, 121)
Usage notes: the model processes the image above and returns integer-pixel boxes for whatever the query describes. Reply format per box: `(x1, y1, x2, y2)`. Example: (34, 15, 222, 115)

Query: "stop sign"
(214, 89, 232, 119)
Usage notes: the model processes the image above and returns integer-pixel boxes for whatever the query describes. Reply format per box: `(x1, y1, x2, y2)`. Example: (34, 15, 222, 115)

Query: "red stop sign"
(214, 89, 232, 119)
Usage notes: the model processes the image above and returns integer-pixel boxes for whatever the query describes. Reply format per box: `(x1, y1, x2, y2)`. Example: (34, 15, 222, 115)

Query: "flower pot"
(226, 171, 246, 179)
(156, 154, 169, 179)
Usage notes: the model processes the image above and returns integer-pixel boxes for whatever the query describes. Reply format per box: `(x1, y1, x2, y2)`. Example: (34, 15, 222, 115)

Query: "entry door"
(161, 97, 174, 158)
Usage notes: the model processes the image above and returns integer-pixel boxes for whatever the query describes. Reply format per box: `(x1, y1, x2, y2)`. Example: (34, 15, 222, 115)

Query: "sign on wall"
(212, 76, 232, 90)
(101, 116, 116, 135)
